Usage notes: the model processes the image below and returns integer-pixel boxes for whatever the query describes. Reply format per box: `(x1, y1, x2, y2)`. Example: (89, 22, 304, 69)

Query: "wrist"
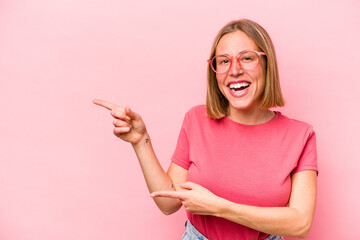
(131, 132, 150, 148)
(213, 197, 231, 218)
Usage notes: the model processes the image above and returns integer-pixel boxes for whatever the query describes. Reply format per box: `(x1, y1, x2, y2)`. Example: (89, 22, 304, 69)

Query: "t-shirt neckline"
(223, 111, 281, 127)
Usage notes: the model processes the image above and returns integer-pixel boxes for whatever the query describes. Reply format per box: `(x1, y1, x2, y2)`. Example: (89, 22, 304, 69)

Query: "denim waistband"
(182, 219, 284, 240)
(264, 234, 284, 240)
(182, 220, 208, 240)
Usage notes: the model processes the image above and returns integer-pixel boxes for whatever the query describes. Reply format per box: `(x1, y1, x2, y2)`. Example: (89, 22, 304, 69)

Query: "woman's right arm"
(93, 99, 188, 215)
(133, 137, 188, 215)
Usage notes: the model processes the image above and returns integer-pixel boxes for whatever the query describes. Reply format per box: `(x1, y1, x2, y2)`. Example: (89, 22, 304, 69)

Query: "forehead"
(216, 31, 259, 55)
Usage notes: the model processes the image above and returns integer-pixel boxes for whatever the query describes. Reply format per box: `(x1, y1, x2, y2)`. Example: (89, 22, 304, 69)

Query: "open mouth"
(229, 82, 250, 92)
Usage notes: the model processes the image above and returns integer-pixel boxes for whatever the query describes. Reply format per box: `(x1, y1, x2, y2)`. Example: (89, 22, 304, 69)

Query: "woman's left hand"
(150, 182, 224, 216)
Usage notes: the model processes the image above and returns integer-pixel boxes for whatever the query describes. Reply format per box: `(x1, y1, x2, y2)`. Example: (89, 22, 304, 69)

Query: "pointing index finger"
(150, 191, 185, 200)
(93, 99, 119, 110)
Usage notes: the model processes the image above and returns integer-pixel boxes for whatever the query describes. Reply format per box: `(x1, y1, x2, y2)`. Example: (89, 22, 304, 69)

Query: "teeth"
(229, 82, 250, 89)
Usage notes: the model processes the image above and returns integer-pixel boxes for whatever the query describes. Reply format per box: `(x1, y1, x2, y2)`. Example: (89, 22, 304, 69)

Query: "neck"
(227, 107, 275, 125)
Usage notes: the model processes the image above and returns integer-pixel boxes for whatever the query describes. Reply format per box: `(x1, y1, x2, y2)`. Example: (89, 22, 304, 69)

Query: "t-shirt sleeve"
(292, 127, 319, 175)
(171, 112, 191, 170)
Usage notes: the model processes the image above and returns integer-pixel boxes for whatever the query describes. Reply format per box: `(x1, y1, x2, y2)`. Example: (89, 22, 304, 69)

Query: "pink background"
(0, 0, 359, 239)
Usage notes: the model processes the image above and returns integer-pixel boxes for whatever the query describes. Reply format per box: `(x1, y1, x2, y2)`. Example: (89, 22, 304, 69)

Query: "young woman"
(93, 19, 318, 240)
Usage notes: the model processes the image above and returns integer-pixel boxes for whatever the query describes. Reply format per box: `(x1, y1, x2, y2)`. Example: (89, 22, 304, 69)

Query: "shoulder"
(276, 112, 315, 141)
(277, 112, 313, 129)
(181, 104, 214, 130)
(184, 104, 208, 119)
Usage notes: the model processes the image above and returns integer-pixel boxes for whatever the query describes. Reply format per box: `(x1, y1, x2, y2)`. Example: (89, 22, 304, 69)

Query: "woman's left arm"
(151, 170, 317, 238)
(217, 170, 317, 238)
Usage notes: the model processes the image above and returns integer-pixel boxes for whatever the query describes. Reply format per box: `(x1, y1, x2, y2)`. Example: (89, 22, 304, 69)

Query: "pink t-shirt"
(171, 105, 318, 240)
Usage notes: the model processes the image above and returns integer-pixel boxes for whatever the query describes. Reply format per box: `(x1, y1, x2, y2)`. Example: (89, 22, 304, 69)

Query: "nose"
(229, 57, 243, 76)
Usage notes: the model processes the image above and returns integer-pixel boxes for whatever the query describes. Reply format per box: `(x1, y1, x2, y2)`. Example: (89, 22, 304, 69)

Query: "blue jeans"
(181, 220, 284, 240)
(181, 220, 208, 240)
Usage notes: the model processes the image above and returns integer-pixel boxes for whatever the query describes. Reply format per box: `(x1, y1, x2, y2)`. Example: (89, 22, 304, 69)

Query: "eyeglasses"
(207, 50, 266, 74)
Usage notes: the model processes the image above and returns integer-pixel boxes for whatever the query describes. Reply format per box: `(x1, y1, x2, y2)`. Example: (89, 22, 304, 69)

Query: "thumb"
(125, 106, 141, 121)
(180, 182, 198, 190)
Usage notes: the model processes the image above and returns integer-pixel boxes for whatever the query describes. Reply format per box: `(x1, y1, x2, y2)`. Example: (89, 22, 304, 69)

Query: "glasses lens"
(239, 51, 259, 70)
(212, 56, 230, 73)
(210, 51, 261, 73)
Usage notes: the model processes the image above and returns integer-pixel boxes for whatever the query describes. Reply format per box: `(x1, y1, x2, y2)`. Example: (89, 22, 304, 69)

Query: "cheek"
(249, 68, 266, 86)
(216, 73, 225, 84)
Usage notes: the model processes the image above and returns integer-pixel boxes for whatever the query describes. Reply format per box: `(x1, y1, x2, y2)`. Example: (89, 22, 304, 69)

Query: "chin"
(229, 102, 253, 111)
(228, 98, 260, 112)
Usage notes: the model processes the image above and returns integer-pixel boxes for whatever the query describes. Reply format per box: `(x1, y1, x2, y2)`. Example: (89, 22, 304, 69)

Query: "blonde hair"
(206, 19, 285, 119)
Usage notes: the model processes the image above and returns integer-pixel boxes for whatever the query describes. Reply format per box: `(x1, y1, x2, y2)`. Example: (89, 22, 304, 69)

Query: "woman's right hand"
(93, 99, 147, 145)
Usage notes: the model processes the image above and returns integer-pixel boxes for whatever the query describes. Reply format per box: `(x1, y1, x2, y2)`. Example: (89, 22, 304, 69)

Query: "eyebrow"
(216, 49, 252, 56)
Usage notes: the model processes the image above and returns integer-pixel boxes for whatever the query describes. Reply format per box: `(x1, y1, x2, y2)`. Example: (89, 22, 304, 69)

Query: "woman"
(93, 19, 318, 240)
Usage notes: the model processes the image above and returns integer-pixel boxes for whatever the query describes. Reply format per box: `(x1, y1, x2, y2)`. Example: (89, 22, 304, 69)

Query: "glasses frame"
(207, 50, 266, 74)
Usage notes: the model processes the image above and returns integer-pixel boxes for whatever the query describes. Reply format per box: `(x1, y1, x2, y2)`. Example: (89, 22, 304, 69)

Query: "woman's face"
(215, 31, 266, 113)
